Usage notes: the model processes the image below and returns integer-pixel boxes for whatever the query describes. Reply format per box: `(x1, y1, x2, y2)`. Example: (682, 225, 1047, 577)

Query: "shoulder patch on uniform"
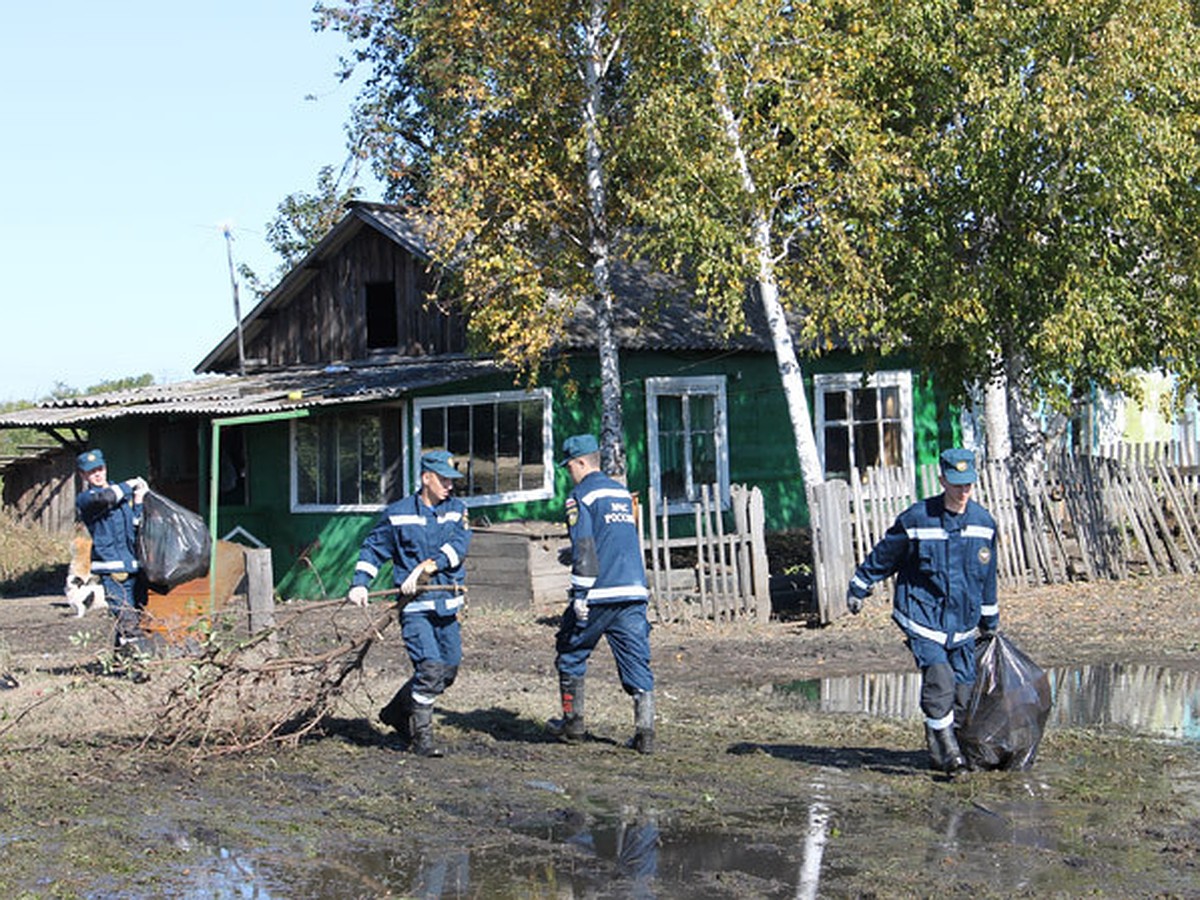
(978, 546, 991, 565)
(565, 497, 578, 527)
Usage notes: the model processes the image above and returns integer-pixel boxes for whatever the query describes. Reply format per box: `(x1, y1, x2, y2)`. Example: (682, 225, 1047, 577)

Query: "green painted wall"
(87, 353, 954, 597)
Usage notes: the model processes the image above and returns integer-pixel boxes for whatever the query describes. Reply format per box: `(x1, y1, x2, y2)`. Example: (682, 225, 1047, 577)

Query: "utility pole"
(223, 225, 247, 376)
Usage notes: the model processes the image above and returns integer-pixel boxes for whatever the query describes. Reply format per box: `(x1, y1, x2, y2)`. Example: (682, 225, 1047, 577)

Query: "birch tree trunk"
(702, 37, 824, 487)
(984, 369, 1011, 462)
(584, 0, 626, 477)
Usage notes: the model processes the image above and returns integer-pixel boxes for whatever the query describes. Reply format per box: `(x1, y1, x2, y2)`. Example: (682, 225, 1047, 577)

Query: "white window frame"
(813, 370, 914, 480)
(290, 404, 408, 513)
(413, 387, 554, 507)
(645, 375, 730, 515)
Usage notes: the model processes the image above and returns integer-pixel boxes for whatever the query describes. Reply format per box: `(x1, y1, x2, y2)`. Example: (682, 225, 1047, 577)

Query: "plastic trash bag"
(958, 632, 1053, 771)
(136, 491, 212, 591)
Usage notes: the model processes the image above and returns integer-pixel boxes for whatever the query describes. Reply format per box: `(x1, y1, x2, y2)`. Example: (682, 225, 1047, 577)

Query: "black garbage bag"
(136, 491, 212, 591)
(958, 632, 1053, 771)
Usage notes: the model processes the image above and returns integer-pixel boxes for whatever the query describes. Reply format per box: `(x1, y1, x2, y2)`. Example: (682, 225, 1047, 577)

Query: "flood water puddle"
(172, 808, 819, 898)
(778, 662, 1200, 739)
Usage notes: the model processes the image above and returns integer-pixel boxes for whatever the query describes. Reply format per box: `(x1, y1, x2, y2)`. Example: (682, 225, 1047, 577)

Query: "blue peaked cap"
(559, 433, 599, 466)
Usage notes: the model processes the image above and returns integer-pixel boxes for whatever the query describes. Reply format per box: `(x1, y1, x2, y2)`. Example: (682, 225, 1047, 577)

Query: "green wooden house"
(0, 202, 956, 602)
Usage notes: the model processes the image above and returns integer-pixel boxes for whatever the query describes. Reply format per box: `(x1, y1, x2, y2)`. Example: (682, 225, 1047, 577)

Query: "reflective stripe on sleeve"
(980, 603, 999, 617)
(388, 514, 425, 526)
(441, 543, 460, 567)
(356, 560, 379, 578)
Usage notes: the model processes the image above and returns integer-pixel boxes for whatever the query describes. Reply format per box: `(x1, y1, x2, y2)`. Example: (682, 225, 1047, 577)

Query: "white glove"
(846, 590, 863, 615)
(401, 560, 433, 596)
(573, 596, 589, 623)
(130, 477, 149, 503)
(347, 585, 369, 607)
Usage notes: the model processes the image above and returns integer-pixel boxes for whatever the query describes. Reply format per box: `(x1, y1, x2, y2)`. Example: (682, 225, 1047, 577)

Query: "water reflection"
(778, 662, 1200, 739)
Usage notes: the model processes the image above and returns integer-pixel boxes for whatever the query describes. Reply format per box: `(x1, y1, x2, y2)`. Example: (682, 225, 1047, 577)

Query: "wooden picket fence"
(643, 483, 772, 625)
(809, 441, 1200, 624)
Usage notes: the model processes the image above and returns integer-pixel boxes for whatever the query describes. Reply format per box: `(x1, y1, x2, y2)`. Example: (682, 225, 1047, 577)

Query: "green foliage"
(621, 0, 907, 349)
(878, 0, 1200, 413)
(317, 0, 1200, 434)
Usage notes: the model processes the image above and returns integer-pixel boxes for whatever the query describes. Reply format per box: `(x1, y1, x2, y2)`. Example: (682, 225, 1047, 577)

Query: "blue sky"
(0, 2, 381, 403)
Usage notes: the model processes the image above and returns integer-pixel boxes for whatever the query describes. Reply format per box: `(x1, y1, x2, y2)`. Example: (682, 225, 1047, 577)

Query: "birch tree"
(318, 0, 673, 477)
(620, 0, 906, 487)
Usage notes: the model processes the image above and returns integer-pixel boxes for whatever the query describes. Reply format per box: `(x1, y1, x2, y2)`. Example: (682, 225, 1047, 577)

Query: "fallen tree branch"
(144, 597, 401, 758)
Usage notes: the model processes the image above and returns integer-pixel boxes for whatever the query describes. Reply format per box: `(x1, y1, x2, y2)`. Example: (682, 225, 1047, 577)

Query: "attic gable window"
(365, 281, 398, 350)
(814, 370, 913, 482)
(292, 408, 403, 511)
(414, 388, 554, 506)
(646, 375, 730, 515)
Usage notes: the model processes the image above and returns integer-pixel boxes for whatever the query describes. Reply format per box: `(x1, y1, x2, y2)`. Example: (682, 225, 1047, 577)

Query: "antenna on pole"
(222, 224, 247, 377)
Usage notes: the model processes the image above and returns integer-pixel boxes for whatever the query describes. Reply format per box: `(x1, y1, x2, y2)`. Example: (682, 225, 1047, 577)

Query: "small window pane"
(883, 421, 903, 467)
(880, 386, 900, 419)
(359, 416, 382, 504)
(852, 389, 877, 421)
(854, 422, 880, 470)
(691, 394, 715, 431)
(692, 431, 716, 486)
(825, 391, 847, 421)
(825, 425, 849, 478)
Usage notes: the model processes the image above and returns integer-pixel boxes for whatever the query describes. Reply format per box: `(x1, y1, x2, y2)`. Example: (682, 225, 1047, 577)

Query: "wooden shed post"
(245, 547, 275, 635)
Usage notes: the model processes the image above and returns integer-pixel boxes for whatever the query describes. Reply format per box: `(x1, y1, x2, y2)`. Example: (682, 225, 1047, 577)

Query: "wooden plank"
(749, 486, 771, 623)
(646, 485, 665, 622)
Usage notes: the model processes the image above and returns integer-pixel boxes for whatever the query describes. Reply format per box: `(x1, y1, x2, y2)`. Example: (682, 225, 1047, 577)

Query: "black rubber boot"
(926, 723, 967, 774)
(379, 682, 414, 741)
(112, 609, 152, 682)
(627, 690, 655, 755)
(408, 704, 443, 758)
(547, 675, 586, 743)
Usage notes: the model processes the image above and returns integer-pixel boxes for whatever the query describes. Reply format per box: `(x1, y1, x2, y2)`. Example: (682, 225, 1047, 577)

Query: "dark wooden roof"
(196, 202, 785, 375)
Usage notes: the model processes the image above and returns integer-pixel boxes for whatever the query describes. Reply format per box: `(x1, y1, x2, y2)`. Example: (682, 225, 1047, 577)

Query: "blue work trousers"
(401, 611, 461, 702)
(555, 600, 654, 695)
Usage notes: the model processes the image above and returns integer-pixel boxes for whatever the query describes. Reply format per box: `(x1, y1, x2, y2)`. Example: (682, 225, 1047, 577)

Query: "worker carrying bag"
(957, 631, 1053, 771)
(136, 491, 212, 591)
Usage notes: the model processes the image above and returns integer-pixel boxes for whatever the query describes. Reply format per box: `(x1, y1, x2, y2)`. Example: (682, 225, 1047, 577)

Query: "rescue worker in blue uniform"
(347, 450, 471, 757)
(548, 434, 656, 753)
(846, 447, 999, 774)
(74, 448, 152, 661)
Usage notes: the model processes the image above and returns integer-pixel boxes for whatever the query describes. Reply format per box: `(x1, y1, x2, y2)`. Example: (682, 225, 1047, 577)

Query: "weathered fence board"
(644, 483, 771, 626)
(809, 440, 1200, 623)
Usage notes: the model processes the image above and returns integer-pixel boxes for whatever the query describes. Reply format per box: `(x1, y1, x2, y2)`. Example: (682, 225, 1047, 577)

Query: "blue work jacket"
(849, 495, 999, 648)
(566, 471, 649, 606)
(352, 492, 471, 616)
(76, 480, 143, 575)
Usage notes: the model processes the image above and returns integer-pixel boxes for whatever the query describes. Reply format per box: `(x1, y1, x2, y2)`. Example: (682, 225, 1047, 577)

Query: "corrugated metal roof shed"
(0, 358, 505, 429)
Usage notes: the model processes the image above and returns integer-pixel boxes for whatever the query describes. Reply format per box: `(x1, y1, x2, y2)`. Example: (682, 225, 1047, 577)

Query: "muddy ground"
(2, 576, 1200, 898)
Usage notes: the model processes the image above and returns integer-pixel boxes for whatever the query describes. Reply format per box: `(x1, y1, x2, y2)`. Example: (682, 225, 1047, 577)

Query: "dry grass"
(0, 508, 69, 594)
